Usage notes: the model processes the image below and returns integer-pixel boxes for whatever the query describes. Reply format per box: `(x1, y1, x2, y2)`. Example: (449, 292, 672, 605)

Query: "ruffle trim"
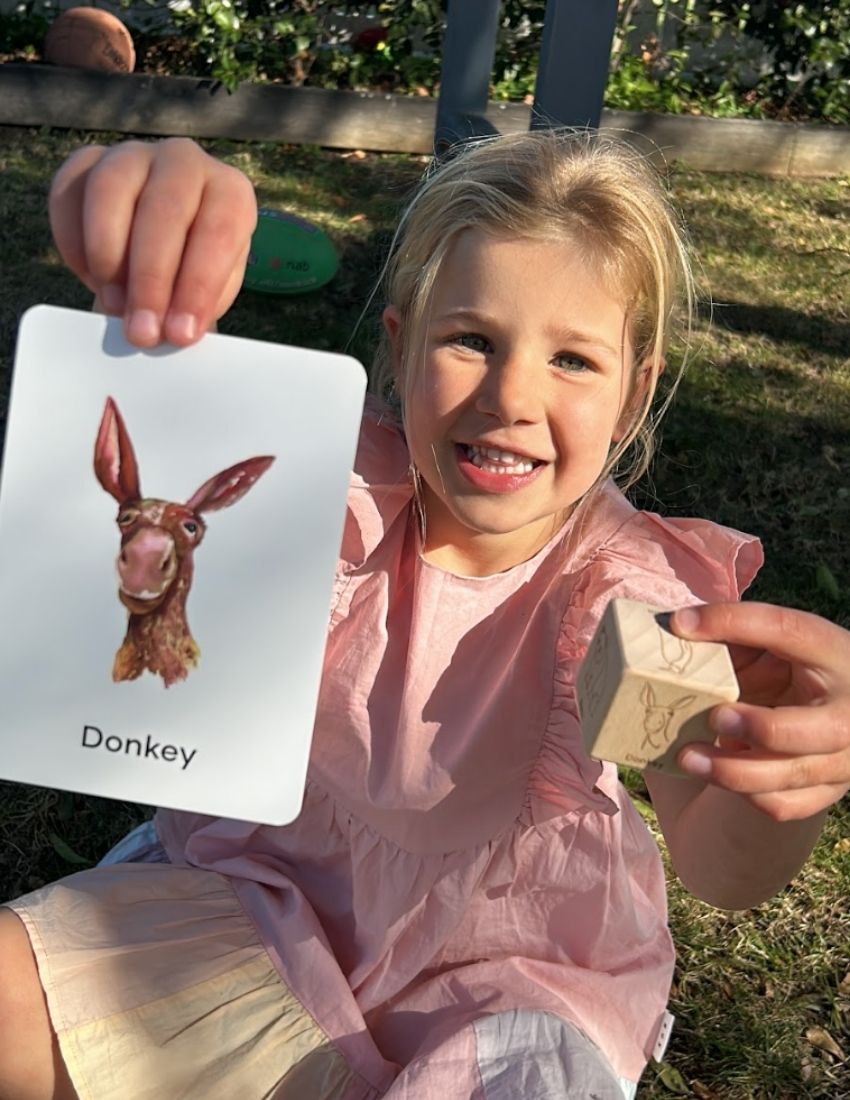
(339, 396, 412, 572)
(524, 504, 763, 825)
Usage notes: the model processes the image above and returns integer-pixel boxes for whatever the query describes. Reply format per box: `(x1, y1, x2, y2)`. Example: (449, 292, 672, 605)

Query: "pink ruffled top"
(156, 398, 763, 1084)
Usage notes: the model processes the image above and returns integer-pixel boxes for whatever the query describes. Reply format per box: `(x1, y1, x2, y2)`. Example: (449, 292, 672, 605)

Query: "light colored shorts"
(5, 828, 638, 1099)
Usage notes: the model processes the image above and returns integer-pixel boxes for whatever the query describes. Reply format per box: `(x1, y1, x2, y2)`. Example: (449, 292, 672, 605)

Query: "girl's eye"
(553, 352, 590, 373)
(453, 333, 492, 354)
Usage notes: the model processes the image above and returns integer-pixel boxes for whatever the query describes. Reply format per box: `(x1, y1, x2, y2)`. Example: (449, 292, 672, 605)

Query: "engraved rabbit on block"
(640, 622, 697, 751)
(639, 683, 698, 752)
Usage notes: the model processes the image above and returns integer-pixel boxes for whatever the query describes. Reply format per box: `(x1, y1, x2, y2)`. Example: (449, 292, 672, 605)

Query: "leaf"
(653, 1060, 691, 1095)
(49, 832, 91, 867)
(805, 1026, 846, 1061)
(56, 790, 75, 823)
(815, 563, 841, 600)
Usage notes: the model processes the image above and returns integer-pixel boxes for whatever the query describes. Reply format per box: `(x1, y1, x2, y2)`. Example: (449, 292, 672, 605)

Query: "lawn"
(0, 125, 848, 1099)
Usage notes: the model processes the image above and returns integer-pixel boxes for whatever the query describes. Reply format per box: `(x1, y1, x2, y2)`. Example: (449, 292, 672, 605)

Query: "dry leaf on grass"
(653, 1061, 690, 1094)
(805, 1026, 846, 1061)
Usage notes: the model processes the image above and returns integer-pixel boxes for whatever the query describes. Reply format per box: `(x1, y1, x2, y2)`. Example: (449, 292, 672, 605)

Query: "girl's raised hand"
(49, 138, 258, 348)
(670, 602, 850, 822)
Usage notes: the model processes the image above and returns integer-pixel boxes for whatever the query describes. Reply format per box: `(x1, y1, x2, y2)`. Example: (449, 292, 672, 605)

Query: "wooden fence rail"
(2, 63, 849, 177)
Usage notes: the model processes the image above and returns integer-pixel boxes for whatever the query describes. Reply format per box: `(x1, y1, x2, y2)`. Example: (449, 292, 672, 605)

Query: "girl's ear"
(612, 357, 664, 443)
(382, 306, 403, 375)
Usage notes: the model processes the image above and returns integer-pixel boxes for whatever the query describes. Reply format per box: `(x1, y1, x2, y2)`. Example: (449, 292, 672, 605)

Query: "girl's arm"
(643, 602, 850, 910)
(49, 138, 257, 348)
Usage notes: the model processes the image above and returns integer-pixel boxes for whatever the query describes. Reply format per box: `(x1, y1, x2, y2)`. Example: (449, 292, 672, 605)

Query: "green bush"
(2, 1, 847, 125)
(702, 0, 850, 123)
(140, 0, 850, 124)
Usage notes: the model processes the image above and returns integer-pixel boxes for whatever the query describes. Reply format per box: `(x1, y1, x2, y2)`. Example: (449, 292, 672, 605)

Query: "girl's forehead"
(438, 228, 617, 289)
(432, 229, 630, 321)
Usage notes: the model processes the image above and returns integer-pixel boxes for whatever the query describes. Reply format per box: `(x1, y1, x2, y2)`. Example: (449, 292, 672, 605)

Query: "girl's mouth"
(455, 443, 546, 493)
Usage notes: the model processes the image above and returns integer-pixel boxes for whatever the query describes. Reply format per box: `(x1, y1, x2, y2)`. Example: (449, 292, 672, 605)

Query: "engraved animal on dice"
(94, 397, 274, 687)
(639, 683, 697, 752)
(657, 628, 695, 676)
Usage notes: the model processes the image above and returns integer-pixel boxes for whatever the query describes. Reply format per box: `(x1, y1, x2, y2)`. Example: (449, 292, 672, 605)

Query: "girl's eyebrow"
(432, 308, 623, 360)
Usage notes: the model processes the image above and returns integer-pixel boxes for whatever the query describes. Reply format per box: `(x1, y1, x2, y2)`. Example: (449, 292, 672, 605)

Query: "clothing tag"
(652, 1011, 675, 1062)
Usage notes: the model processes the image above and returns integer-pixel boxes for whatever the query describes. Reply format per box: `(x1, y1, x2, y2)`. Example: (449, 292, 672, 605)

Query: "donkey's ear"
(186, 456, 275, 514)
(94, 397, 142, 503)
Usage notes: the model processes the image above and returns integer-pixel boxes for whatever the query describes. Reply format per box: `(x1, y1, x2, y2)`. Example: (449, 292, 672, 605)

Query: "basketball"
(44, 8, 135, 74)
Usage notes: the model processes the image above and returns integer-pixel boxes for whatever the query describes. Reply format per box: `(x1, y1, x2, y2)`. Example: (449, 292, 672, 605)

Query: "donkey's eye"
(183, 521, 199, 535)
(117, 512, 135, 527)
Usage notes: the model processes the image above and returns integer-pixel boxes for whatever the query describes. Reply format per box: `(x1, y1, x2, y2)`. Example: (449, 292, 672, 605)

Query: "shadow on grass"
(634, 358, 850, 625)
(699, 298, 850, 357)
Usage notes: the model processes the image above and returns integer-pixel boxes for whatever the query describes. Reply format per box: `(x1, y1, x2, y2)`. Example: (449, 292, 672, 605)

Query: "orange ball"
(44, 8, 135, 74)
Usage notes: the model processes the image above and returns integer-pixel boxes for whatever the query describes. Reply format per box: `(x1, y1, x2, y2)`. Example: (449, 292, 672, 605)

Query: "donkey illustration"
(640, 682, 697, 752)
(94, 397, 274, 687)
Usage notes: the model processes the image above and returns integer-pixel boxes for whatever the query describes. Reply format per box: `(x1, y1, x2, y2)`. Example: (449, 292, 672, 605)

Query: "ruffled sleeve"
(338, 396, 413, 571)
(526, 491, 764, 824)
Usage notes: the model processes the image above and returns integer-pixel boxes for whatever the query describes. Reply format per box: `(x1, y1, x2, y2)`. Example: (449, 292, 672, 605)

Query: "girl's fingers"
(48, 143, 111, 291)
(711, 700, 850, 756)
(122, 139, 211, 346)
(678, 740, 849, 794)
(50, 138, 257, 347)
(81, 142, 159, 309)
(746, 784, 848, 823)
(670, 602, 848, 677)
(161, 166, 258, 346)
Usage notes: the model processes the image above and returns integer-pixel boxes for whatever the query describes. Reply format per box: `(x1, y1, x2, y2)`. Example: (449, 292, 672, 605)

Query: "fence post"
(434, 0, 501, 153)
(531, 0, 618, 129)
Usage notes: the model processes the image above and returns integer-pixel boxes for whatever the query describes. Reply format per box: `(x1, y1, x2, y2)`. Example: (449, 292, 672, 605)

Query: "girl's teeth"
(466, 445, 535, 475)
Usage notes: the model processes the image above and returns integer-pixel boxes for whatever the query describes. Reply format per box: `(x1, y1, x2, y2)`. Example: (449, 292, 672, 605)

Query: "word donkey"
(94, 397, 274, 687)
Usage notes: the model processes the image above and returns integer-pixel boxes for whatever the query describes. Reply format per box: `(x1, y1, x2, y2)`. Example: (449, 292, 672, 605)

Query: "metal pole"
(434, 0, 502, 154)
(531, 0, 618, 129)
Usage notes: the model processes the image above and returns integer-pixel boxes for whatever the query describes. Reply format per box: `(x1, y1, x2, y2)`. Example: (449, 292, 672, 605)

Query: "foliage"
(701, 0, 850, 122)
(607, 0, 850, 123)
(1, 1, 848, 123)
(133, 0, 444, 93)
(0, 3, 50, 60)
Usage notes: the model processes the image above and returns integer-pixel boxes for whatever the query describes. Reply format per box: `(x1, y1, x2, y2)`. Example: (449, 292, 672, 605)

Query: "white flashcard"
(0, 305, 366, 825)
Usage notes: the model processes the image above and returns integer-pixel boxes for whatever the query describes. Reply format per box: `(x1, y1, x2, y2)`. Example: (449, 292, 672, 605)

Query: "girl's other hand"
(669, 602, 850, 822)
(49, 138, 258, 348)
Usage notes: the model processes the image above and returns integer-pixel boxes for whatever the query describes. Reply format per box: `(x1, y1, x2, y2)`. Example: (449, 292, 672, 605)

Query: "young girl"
(2, 131, 849, 1100)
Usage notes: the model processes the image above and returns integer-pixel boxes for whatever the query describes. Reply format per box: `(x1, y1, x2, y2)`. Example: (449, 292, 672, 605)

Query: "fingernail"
(713, 706, 745, 737)
(99, 283, 125, 314)
(672, 607, 701, 635)
(679, 748, 712, 777)
(165, 312, 198, 344)
(127, 309, 160, 346)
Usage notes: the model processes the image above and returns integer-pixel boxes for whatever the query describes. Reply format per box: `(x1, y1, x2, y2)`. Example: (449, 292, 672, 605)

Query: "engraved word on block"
(576, 598, 739, 775)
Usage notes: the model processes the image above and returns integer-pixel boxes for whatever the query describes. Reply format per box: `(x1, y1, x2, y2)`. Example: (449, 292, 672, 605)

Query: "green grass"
(1, 126, 849, 1099)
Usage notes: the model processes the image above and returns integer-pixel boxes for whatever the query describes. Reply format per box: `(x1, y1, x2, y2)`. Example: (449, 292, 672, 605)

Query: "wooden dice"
(576, 598, 739, 775)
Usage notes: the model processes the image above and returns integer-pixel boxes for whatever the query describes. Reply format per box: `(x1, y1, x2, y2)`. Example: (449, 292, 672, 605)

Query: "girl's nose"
(474, 352, 542, 425)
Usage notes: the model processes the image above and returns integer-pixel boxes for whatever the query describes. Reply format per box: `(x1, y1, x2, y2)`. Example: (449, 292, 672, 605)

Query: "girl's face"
(385, 230, 638, 576)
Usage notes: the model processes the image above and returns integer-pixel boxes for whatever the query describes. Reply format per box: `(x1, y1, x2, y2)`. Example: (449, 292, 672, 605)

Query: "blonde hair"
(372, 128, 696, 495)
